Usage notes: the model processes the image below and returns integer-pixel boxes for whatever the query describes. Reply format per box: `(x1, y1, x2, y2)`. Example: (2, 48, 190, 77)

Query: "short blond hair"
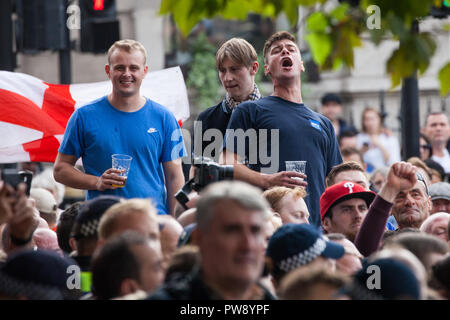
(263, 186, 306, 213)
(216, 38, 257, 70)
(107, 39, 147, 65)
(98, 199, 157, 240)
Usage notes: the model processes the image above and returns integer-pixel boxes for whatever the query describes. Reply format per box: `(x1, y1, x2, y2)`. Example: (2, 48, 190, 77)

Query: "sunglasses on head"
(415, 172, 429, 195)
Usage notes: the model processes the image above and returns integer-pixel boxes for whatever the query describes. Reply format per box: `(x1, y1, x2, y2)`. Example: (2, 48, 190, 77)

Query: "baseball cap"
(429, 182, 450, 201)
(30, 187, 57, 215)
(320, 181, 376, 221)
(266, 223, 345, 275)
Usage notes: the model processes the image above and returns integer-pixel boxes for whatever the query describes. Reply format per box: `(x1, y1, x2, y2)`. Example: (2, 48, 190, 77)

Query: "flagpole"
(59, 0, 71, 84)
(59, 48, 71, 84)
(0, 0, 14, 71)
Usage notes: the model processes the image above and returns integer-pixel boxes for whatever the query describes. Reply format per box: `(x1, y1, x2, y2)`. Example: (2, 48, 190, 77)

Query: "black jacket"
(148, 267, 276, 300)
(193, 102, 232, 160)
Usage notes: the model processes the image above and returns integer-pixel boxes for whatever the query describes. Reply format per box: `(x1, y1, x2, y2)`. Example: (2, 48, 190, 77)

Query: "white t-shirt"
(357, 133, 401, 171)
(431, 149, 450, 174)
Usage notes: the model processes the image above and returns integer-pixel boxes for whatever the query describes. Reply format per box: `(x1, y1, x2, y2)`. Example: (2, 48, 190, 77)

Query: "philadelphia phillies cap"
(320, 181, 376, 221)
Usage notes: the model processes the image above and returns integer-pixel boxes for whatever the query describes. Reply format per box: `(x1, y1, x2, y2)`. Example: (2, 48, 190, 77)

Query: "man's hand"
(223, 151, 308, 191)
(0, 183, 15, 225)
(378, 162, 417, 203)
(95, 168, 127, 191)
(8, 183, 39, 243)
(174, 191, 199, 218)
(262, 171, 308, 190)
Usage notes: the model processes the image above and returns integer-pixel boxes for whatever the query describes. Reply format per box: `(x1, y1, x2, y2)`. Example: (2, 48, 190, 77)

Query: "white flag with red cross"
(0, 67, 190, 163)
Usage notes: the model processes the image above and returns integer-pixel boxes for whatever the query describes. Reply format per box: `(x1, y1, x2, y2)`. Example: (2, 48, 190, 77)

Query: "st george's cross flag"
(0, 67, 190, 163)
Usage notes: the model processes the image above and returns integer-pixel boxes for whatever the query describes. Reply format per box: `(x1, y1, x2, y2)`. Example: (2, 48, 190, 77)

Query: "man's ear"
(322, 216, 331, 233)
(120, 278, 140, 297)
(105, 64, 111, 78)
(69, 237, 77, 252)
(144, 65, 149, 75)
(96, 237, 105, 249)
(300, 60, 305, 73)
(250, 61, 259, 76)
(271, 274, 278, 291)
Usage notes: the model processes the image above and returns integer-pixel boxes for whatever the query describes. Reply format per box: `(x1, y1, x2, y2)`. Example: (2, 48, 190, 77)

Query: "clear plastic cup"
(285, 160, 306, 181)
(111, 154, 132, 188)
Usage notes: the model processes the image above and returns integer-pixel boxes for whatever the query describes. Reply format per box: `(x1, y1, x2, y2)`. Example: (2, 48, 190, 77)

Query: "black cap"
(0, 250, 78, 299)
(72, 195, 122, 240)
(321, 93, 342, 105)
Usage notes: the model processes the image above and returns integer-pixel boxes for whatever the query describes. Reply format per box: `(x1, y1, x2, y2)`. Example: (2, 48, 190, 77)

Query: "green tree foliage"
(362, 0, 437, 89)
(186, 33, 220, 111)
(255, 52, 270, 89)
(160, 0, 450, 96)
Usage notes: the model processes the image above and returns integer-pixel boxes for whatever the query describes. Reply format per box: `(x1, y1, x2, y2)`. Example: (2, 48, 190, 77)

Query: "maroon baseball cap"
(320, 181, 376, 221)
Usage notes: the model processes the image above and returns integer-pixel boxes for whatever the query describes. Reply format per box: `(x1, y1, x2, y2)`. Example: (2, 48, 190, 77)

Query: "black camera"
(1, 169, 33, 196)
(175, 157, 233, 208)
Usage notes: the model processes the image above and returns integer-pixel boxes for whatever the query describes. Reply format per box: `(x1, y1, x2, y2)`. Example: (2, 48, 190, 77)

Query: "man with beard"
(391, 171, 431, 230)
(354, 162, 420, 257)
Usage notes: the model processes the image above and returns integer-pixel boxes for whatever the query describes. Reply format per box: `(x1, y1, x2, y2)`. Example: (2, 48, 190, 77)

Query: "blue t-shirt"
(225, 96, 342, 227)
(59, 96, 186, 214)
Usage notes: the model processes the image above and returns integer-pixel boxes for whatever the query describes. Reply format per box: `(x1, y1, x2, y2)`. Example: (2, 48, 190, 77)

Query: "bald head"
(33, 228, 62, 255)
(420, 212, 450, 242)
(158, 215, 183, 267)
(326, 234, 363, 275)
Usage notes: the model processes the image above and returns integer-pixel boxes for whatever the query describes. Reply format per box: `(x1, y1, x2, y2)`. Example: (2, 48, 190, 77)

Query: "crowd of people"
(0, 32, 449, 301)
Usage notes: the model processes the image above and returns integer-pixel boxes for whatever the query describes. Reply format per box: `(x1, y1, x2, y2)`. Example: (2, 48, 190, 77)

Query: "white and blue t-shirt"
(59, 96, 186, 214)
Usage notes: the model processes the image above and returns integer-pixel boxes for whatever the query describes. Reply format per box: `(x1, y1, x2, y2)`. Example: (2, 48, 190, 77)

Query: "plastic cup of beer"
(111, 154, 132, 188)
(285, 160, 306, 181)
